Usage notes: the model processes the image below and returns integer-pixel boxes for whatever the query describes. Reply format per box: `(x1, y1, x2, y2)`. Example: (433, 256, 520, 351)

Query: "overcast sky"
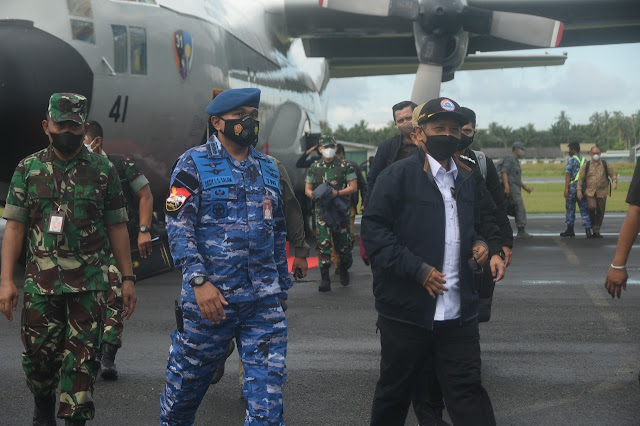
(322, 43, 640, 131)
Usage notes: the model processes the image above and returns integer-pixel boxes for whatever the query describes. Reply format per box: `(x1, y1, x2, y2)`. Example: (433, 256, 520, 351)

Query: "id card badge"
(263, 197, 273, 220)
(48, 211, 66, 235)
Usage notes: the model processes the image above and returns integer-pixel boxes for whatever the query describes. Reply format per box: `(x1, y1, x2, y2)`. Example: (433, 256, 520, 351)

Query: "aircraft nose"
(0, 19, 93, 183)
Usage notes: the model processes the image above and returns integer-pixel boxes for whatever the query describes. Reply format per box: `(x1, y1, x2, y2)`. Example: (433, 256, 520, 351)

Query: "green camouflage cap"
(48, 93, 88, 124)
(319, 135, 337, 147)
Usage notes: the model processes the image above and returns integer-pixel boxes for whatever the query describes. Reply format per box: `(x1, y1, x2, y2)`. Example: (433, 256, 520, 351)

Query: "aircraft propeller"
(319, 0, 563, 103)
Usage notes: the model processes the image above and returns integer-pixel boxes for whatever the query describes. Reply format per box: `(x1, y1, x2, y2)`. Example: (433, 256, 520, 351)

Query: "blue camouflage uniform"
(565, 155, 591, 228)
(159, 135, 292, 425)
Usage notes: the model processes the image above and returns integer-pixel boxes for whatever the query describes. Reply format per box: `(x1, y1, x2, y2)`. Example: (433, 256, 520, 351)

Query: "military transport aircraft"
(0, 0, 638, 215)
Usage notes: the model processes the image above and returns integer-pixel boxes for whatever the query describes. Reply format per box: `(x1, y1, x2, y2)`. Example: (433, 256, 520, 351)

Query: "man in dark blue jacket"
(364, 101, 417, 207)
(362, 97, 497, 426)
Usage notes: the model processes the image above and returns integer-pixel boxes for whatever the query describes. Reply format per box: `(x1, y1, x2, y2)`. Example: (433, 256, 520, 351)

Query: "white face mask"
(84, 136, 96, 153)
(592, 154, 601, 161)
(322, 147, 336, 159)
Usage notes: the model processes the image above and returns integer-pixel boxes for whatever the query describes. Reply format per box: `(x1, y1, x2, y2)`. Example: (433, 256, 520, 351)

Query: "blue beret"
(205, 88, 261, 116)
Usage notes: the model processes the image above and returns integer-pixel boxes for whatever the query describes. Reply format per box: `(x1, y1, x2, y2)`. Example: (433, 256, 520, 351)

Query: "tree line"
(330, 110, 640, 151)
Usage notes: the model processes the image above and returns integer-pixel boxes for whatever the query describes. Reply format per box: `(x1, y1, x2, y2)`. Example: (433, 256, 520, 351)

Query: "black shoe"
(33, 394, 56, 426)
(64, 420, 86, 426)
(339, 264, 350, 287)
(593, 232, 603, 239)
(560, 226, 575, 237)
(99, 343, 119, 380)
(319, 266, 331, 292)
(211, 340, 236, 384)
(585, 228, 593, 238)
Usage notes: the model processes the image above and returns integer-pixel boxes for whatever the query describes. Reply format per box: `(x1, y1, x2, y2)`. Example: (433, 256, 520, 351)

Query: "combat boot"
(210, 340, 236, 384)
(585, 228, 593, 238)
(318, 265, 331, 292)
(339, 263, 350, 287)
(516, 227, 533, 239)
(99, 342, 119, 380)
(32, 394, 56, 426)
(64, 420, 86, 426)
(559, 225, 575, 237)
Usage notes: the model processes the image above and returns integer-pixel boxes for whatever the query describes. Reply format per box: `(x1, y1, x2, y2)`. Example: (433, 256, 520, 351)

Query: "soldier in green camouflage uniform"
(84, 120, 153, 380)
(0, 93, 137, 426)
(305, 135, 358, 291)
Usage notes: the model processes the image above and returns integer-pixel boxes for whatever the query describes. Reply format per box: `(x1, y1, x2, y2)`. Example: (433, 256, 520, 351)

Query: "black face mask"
(424, 134, 460, 162)
(50, 131, 84, 155)
(221, 115, 259, 148)
(458, 134, 474, 151)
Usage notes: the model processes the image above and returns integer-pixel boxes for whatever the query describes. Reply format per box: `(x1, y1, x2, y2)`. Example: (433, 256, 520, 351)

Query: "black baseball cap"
(416, 97, 469, 126)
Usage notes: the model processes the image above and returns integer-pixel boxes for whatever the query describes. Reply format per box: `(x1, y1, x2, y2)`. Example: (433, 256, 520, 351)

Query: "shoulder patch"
(165, 186, 192, 216)
(174, 170, 199, 193)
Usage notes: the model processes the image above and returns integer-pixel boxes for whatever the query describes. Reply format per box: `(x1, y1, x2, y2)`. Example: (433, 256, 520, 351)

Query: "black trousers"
(370, 315, 495, 426)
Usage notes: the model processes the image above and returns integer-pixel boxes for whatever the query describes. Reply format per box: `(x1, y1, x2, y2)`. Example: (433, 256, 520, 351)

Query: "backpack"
(472, 150, 487, 179)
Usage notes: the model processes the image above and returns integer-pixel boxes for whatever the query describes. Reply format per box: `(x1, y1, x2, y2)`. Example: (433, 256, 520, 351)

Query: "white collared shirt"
(426, 154, 461, 321)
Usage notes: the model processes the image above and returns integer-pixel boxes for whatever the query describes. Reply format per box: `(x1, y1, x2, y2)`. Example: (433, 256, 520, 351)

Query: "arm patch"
(174, 170, 199, 194)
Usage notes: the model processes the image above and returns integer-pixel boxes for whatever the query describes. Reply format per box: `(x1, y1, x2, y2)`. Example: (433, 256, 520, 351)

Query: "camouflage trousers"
(21, 291, 105, 421)
(565, 183, 592, 228)
(101, 264, 123, 347)
(315, 209, 352, 269)
(160, 291, 287, 425)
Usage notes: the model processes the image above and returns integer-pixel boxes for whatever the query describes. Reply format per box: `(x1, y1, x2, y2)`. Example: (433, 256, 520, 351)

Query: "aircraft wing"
(328, 53, 569, 78)
(284, 0, 640, 59)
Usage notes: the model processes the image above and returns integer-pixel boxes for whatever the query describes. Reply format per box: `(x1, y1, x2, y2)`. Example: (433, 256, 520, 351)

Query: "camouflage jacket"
(107, 153, 150, 237)
(3, 145, 128, 294)
(165, 136, 293, 302)
(306, 158, 357, 190)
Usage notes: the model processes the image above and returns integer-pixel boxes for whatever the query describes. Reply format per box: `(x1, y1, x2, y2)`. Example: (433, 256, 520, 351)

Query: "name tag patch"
(193, 154, 235, 190)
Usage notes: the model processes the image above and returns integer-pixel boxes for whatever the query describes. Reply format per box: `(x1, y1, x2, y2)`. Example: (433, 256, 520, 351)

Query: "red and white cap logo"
(440, 99, 456, 111)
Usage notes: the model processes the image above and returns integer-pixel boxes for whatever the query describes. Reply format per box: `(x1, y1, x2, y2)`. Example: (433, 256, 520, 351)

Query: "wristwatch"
(122, 275, 136, 284)
(139, 225, 150, 233)
(190, 276, 207, 287)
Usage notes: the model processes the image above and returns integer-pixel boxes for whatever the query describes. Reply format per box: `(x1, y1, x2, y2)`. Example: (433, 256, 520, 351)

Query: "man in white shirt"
(362, 97, 497, 426)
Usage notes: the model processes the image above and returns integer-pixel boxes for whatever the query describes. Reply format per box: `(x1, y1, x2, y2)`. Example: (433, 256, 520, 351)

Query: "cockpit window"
(70, 19, 95, 44)
(112, 25, 128, 73)
(67, 0, 93, 18)
(130, 27, 147, 75)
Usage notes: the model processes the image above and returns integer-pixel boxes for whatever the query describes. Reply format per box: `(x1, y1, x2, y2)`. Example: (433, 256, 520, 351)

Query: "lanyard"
(51, 161, 70, 213)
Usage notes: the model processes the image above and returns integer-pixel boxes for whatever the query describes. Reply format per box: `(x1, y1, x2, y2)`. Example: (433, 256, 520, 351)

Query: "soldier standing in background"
(305, 135, 358, 291)
(83, 120, 153, 380)
(0, 93, 136, 426)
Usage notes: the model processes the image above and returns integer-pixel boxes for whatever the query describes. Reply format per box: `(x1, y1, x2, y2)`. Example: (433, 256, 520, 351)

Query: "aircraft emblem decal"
(173, 30, 194, 80)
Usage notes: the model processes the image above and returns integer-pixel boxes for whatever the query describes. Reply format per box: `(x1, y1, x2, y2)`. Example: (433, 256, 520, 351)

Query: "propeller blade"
(318, 0, 392, 17)
(411, 63, 443, 104)
(491, 11, 563, 48)
(318, 0, 419, 20)
(462, 7, 563, 48)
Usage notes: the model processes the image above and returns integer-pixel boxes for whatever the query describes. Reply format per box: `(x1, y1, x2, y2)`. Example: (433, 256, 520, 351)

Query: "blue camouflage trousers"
(565, 183, 591, 228)
(159, 292, 287, 425)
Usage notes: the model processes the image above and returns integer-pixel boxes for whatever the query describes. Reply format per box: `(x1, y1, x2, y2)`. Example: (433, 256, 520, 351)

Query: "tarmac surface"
(1, 213, 639, 425)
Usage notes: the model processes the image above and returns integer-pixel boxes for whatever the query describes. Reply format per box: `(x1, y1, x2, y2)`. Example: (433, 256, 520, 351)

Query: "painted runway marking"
(552, 237, 580, 265)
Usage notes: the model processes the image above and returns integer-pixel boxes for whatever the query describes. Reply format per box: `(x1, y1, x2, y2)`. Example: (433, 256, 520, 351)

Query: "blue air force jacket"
(361, 148, 486, 329)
